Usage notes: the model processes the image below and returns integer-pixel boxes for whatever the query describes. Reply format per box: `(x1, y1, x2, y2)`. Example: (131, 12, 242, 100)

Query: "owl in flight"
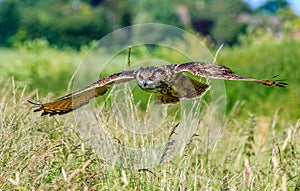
(29, 62, 287, 116)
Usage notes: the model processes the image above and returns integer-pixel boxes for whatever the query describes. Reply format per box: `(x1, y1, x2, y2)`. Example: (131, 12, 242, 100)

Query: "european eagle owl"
(29, 62, 287, 116)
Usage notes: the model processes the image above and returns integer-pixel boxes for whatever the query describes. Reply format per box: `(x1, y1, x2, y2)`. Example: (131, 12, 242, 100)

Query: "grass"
(0, 42, 81, 96)
(217, 40, 300, 121)
(0, 39, 299, 190)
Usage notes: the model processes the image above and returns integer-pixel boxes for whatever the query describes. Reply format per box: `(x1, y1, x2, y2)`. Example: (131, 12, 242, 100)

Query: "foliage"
(278, 8, 300, 37)
(0, 0, 20, 46)
(217, 39, 299, 120)
(193, 0, 251, 45)
(257, 0, 289, 14)
(1, 0, 297, 49)
(0, 39, 81, 96)
(0, 0, 118, 49)
(133, 0, 180, 27)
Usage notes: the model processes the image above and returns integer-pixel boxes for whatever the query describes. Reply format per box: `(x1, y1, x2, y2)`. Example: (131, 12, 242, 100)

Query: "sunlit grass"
(0, 39, 299, 190)
(1, 78, 299, 190)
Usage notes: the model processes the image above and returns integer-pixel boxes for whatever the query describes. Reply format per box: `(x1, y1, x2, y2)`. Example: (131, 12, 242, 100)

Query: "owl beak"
(143, 81, 147, 87)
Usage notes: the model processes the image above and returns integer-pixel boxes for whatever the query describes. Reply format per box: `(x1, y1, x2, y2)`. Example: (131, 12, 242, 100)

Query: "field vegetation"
(0, 36, 299, 190)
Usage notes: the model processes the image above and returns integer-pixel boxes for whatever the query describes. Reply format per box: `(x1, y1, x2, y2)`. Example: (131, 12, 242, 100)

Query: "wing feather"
(29, 70, 136, 116)
(155, 93, 180, 104)
(174, 62, 287, 87)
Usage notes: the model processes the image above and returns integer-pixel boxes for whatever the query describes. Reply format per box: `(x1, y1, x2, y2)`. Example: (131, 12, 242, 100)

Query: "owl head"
(136, 66, 169, 92)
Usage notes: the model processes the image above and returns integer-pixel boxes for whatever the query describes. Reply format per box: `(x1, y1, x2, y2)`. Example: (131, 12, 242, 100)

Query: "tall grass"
(1, 78, 299, 190)
(0, 39, 299, 190)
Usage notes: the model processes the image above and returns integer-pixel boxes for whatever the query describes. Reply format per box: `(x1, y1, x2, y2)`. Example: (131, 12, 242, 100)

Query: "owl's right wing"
(175, 62, 287, 87)
(28, 70, 136, 116)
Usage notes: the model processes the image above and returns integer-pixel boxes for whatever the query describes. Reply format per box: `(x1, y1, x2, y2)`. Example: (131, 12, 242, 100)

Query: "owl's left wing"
(174, 62, 287, 87)
(29, 70, 136, 116)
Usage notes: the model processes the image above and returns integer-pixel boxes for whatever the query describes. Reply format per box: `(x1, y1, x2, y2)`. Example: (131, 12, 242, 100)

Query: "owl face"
(136, 66, 169, 92)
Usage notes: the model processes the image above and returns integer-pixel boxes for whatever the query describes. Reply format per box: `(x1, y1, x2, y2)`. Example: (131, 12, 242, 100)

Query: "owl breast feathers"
(28, 62, 287, 116)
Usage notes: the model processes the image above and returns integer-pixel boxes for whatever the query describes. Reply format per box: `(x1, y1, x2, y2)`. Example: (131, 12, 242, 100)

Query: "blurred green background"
(0, 0, 299, 120)
(1, 0, 300, 48)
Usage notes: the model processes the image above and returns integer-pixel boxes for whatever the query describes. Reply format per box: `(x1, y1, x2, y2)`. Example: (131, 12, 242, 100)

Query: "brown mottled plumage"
(29, 62, 287, 116)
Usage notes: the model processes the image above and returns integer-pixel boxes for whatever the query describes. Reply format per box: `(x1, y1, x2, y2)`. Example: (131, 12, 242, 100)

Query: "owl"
(28, 62, 287, 116)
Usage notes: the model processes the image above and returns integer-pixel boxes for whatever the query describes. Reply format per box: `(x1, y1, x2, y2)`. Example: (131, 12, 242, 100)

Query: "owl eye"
(149, 76, 155, 81)
(138, 76, 144, 81)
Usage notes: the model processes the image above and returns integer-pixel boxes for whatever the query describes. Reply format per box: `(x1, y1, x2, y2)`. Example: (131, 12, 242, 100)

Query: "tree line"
(0, 0, 296, 49)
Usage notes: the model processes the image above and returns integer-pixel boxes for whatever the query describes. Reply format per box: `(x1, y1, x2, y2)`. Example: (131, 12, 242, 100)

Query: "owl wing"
(155, 92, 180, 104)
(154, 73, 210, 104)
(28, 70, 136, 116)
(174, 62, 287, 87)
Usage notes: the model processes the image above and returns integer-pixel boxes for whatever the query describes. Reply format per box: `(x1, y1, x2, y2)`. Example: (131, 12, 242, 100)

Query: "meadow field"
(0, 38, 299, 190)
